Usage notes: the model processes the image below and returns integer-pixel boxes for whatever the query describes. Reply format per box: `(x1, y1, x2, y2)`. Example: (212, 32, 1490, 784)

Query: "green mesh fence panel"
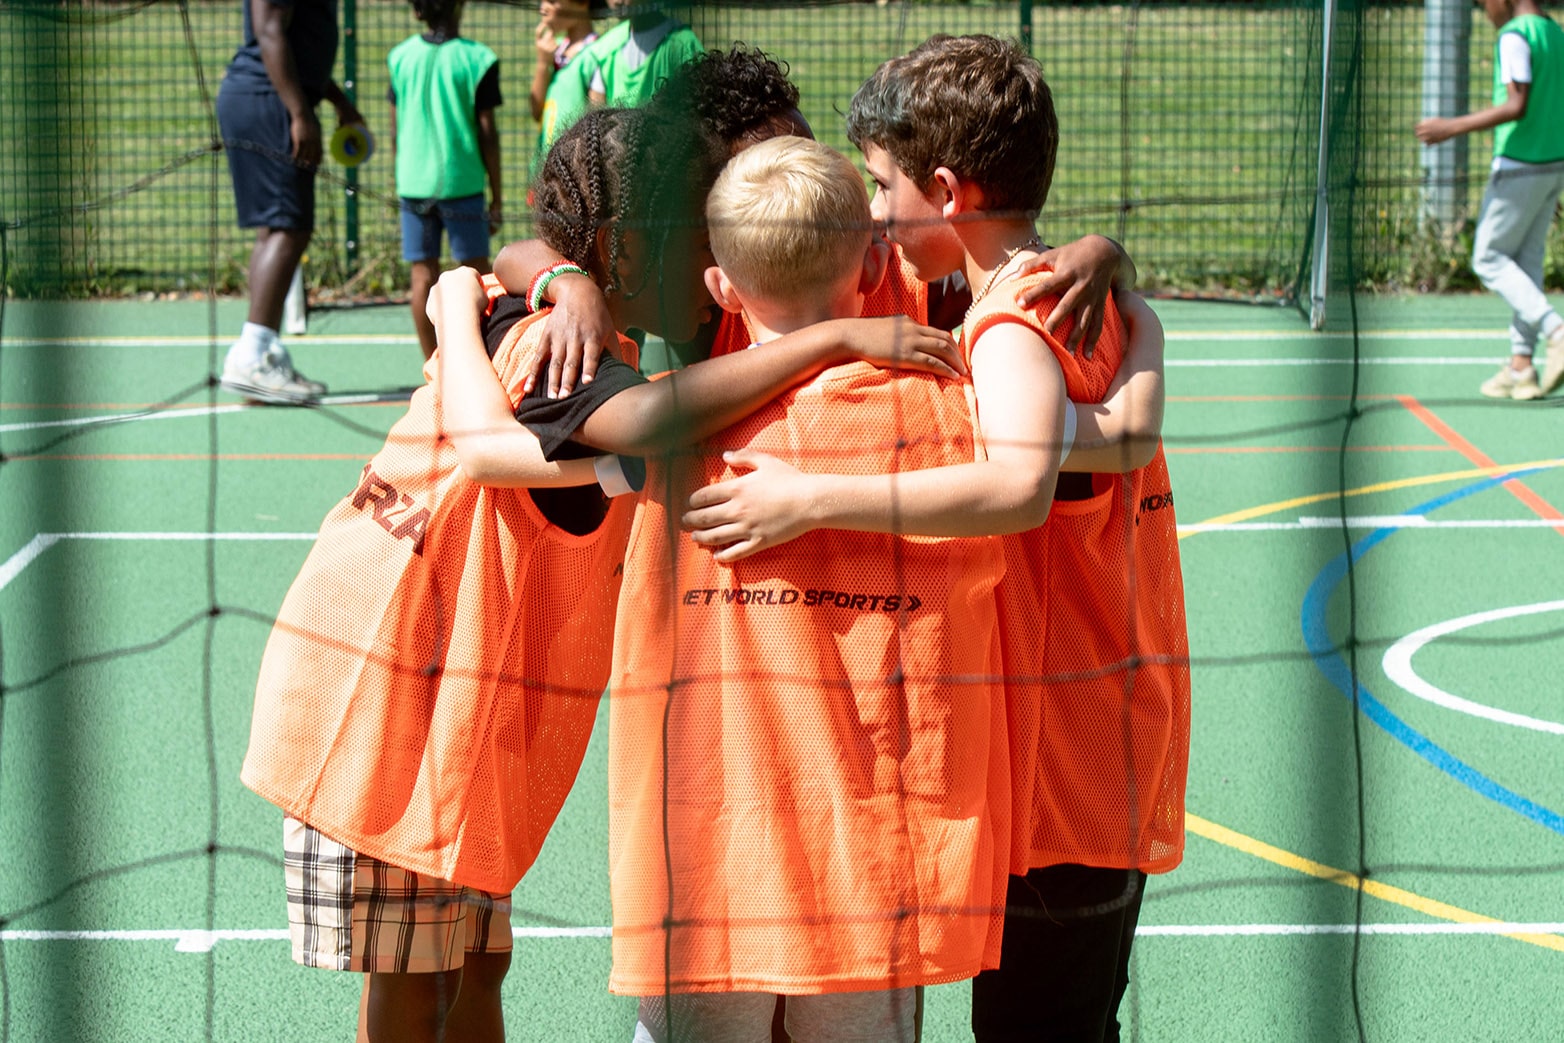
(0, 0, 1436, 304)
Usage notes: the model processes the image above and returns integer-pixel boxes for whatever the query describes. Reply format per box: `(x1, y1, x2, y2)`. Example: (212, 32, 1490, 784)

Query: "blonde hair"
(705, 136, 872, 308)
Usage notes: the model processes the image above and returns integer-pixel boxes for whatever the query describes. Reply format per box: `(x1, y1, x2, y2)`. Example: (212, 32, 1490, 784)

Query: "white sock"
(1541, 312, 1562, 338)
(226, 322, 277, 369)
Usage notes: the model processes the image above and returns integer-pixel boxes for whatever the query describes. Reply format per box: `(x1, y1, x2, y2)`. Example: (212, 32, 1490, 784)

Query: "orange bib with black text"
(242, 298, 639, 894)
(607, 361, 1008, 995)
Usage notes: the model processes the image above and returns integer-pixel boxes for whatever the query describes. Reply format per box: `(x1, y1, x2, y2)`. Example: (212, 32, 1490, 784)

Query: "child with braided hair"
(388, 0, 503, 359)
(242, 104, 961, 1043)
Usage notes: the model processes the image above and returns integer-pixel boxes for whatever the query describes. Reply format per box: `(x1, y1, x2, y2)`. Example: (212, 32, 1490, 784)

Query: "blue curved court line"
(1301, 467, 1564, 837)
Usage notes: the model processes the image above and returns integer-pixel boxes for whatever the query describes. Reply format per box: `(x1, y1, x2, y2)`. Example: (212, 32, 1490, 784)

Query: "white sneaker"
(221, 344, 326, 405)
(1479, 362, 1542, 401)
(1539, 325, 1564, 397)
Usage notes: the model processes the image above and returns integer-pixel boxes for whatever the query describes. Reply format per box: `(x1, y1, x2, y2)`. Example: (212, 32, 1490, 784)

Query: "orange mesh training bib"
(707, 247, 929, 358)
(241, 298, 639, 894)
(608, 361, 1008, 995)
(966, 273, 1190, 875)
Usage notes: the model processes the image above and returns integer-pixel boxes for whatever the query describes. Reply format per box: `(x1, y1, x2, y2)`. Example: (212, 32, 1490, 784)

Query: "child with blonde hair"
(611, 134, 1008, 1043)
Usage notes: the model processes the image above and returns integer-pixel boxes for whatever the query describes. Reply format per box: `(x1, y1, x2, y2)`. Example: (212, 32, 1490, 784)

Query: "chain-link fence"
(2, 0, 1560, 303)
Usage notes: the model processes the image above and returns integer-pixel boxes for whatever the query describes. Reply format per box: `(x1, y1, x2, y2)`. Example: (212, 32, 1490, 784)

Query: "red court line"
(1397, 393, 1564, 538)
(1167, 445, 1448, 455)
(8, 453, 367, 462)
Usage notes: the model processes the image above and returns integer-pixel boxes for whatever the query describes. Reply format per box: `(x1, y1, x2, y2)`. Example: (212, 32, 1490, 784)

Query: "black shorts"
(217, 83, 316, 232)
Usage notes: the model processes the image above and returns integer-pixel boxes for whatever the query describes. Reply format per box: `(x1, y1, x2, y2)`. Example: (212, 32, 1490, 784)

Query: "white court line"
(4, 922, 1558, 952)
(1136, 922, 1564, 937)
(1, 335, 420, 348)
(1382, 601, 1564, 736)
(0, 926, 610, 953)
(0, 330, 1505, 348)
(1164, 356, 1493, 366)
(0, 532, 317, 594)
(0, 392, 395, 435)
(1177, 517, 1564, 534)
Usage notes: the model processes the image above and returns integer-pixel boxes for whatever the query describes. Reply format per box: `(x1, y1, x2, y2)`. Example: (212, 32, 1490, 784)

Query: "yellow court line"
(1186, 814, 1564, 952)
(1178, 457, 1564, 540)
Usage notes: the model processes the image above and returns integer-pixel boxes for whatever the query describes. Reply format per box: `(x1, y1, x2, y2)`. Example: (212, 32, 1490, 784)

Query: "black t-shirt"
(480, 295, 650, 535)
(227, 0, 339, 103)
(482, 294, 650, 461)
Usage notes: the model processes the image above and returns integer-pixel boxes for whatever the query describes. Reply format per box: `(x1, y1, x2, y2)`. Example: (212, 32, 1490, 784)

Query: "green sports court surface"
(1, 294, 1560, 1041)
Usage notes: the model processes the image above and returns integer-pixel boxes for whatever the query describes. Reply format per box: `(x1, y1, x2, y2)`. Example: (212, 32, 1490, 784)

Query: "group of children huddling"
(243, 35, 1189, 1043)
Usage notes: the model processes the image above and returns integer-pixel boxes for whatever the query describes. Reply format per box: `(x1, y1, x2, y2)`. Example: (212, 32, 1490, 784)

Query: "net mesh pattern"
(8, 1, 1541, 1038)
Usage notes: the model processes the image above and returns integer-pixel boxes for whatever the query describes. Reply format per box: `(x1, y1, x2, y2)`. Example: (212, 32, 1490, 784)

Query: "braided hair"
(533, 106, 724, 302)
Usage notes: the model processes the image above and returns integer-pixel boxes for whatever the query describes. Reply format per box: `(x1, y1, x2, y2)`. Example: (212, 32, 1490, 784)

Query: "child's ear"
(703, 266, 745, 314)
(859, 236, 891, 296)
(594, 222, 617, 284)
(934, 166, 984, 220)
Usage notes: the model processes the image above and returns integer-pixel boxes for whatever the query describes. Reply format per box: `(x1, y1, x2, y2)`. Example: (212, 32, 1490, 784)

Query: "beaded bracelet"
(527, 261, 591, 313)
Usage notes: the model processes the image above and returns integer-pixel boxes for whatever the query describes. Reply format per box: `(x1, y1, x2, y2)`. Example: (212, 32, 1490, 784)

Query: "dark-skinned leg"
(358, 967, 464, 1043)
(247, 227, 311, 330)
(443, 949, 510, 1042)
(409, 259, 440, 360)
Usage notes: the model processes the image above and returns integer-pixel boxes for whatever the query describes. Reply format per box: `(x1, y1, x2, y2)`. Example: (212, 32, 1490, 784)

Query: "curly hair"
(532, 106, 724, 299)
(847, 34, 1057, 215)
(648, 44, 802, 148)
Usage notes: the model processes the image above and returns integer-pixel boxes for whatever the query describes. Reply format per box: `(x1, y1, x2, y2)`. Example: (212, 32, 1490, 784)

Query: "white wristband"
(1060, 400, 1077, 466)
(593, 454, 644, 497)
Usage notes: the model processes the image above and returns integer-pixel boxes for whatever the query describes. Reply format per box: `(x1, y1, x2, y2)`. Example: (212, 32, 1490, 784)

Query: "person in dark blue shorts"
(216, 0, 364, 404)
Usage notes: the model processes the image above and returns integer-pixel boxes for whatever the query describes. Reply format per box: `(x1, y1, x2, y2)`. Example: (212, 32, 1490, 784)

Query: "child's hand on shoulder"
(822, 316, 965, 379)
(525, 272, 617, 398)
(1017, 236, 1120, 358)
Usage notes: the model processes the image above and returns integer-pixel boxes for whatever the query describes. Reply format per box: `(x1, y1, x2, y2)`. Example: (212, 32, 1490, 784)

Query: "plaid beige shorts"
(283, 816, 513, 973)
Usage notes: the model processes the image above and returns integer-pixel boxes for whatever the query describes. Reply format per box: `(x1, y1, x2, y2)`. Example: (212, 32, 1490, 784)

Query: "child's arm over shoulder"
(429, 267, 601, 490)
(1016, 234, 1136, 355)
(683, 321, 1067, 562)
(435, 268, 964, 482)
(1065, 291, 1165, 473)
(572, 316, 965, 456)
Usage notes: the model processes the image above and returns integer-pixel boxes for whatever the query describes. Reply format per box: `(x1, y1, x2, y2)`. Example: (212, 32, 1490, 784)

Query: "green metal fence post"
(343, 0, 359, 278)
(1019, 0, 1033, 56)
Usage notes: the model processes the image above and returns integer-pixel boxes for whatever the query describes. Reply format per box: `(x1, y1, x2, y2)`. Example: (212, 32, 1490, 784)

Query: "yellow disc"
(330, 123, 374, 167)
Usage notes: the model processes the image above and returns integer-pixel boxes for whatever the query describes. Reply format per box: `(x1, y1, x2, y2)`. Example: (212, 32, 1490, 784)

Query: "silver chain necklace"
(964, 236, 1042, 330)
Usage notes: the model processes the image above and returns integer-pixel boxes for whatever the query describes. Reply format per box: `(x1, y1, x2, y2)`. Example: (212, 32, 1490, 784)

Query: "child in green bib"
(1416, 0, 1564, 400)
(388, 0, 503, 359)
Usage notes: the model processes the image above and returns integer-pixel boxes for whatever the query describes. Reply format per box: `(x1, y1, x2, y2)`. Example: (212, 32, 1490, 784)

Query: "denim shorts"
(399, 193, 490, 263)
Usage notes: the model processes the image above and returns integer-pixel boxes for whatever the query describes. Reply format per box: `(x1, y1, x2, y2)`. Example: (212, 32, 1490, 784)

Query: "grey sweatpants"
(1470, 159, 1564, 357)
